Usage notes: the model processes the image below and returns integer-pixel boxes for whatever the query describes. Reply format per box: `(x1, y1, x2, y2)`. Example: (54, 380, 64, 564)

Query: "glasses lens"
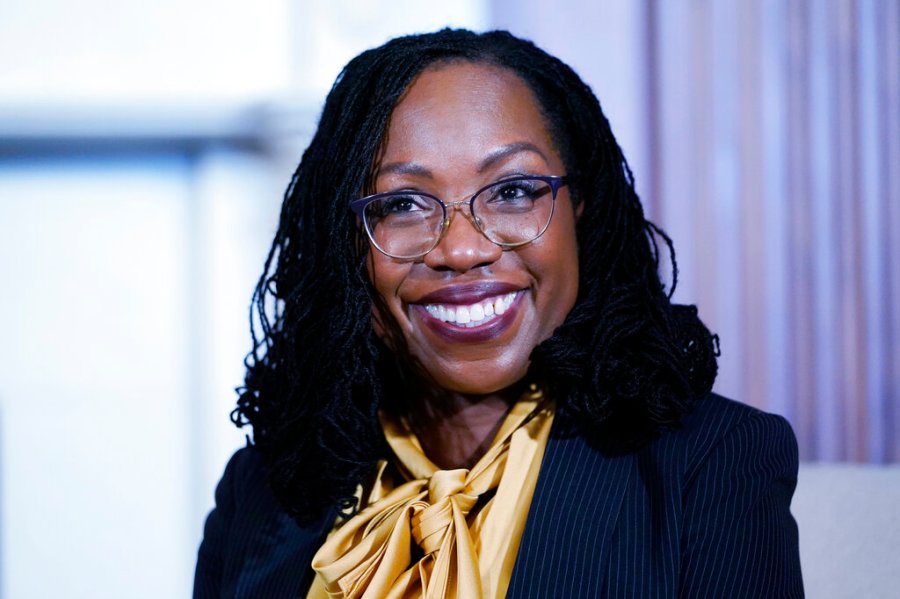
(474, 178, 556, 245)
(364, 193, 444, 258)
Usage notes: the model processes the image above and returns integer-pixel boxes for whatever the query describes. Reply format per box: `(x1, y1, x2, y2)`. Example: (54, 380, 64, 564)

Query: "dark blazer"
(194, 394, 804, 598)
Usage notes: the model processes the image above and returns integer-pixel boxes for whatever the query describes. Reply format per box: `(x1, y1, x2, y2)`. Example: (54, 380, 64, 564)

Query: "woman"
(194, 29, 803, 598)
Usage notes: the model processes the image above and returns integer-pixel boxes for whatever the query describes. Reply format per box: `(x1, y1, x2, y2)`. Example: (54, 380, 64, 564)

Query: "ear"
(574, 199, 585, 221)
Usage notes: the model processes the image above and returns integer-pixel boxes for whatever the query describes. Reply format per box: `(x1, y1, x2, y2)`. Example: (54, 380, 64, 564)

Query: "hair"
(232, 29, 719, 525)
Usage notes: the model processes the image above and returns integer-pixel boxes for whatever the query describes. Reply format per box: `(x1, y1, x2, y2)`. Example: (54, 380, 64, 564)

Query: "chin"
(430, 365, 530, 397)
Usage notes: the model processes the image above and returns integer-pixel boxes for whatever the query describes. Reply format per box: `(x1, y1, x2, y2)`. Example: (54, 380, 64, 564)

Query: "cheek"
(367, 251, 410, 339)
(535, 219, 580, 324)
(541, 263, 579, 333)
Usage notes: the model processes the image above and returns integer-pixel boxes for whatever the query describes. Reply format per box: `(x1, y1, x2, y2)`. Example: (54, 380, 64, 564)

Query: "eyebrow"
(377, 142, 550, 179)
(477, 142, 549, 173)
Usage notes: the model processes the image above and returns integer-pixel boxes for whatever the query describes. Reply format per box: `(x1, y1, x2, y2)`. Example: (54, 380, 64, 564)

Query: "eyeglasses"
(349, 175, 567, 259)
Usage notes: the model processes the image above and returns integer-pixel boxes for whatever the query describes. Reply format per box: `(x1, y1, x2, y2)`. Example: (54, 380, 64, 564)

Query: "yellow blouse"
(306, 387, 554, 598)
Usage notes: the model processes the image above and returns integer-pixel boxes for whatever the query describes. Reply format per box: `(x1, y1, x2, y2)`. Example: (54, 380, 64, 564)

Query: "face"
(368, 61, 580, 395)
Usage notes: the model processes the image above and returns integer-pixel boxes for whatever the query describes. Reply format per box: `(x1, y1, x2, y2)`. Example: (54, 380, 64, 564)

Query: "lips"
(411, 282, 525, 343)
(416, 281, 522, 305)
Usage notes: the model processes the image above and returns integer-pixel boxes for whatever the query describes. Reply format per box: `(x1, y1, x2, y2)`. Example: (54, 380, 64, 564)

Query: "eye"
(479, 178, 549, 213)
(377, 193, 433, 216)
(366, 193, 442, 229)
(489, 180, 538, 203)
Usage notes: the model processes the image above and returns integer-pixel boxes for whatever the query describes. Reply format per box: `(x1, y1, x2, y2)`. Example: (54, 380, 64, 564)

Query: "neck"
(407, 385, 523, 470)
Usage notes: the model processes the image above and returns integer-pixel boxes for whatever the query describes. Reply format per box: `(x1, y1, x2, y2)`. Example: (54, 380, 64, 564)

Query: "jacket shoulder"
(194, 446, 333, 598)
(641, 393, 798, 486)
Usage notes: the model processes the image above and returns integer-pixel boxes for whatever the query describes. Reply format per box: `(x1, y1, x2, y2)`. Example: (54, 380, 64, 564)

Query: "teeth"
(470, 303, 484, 321)
(422, 292, 519, 327)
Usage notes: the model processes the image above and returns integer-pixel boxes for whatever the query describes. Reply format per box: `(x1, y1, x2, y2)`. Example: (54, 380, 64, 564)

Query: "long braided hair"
(232, 29, 718, 525)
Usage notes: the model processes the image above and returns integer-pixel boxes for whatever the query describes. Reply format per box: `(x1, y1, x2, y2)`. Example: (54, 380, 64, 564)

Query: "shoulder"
(205, 445, 281, 526)
(662, 395, 804, 597)
(194, 446, 268, 597)
(194, 446, 278, 582)
(218, 445, 270, 503)
(649, 393, 798, 477)
(628, 393, 801, 516)
(202, 444, 330, 549)
(678, 391, 793, 440)
(194, 446, 336, 598)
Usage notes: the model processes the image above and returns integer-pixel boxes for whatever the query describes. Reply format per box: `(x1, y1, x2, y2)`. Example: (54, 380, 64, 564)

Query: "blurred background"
(0, 0, 896, 597)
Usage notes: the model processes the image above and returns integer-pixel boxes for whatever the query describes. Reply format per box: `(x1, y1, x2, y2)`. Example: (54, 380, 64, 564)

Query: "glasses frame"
(350, 174, 568, 259)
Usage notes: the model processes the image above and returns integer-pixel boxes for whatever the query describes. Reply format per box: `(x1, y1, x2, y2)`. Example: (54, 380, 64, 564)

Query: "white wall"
(794, 464, 900, 598)
(0, 0, 291, 103)
(0, 1, 291, 597)
(0, 156, 196, 597)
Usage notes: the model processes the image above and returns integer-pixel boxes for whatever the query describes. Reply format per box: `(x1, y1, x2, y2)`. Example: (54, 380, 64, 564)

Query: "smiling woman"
(194, 30, 804, 598)
(369, 64, 579, 403)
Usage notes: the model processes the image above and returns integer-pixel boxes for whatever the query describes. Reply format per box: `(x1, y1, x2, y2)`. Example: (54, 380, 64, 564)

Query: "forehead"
(378, 61, 559, 172)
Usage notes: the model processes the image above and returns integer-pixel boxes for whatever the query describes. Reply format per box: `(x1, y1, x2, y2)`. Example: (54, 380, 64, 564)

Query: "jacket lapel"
(506, 423, 637, 597)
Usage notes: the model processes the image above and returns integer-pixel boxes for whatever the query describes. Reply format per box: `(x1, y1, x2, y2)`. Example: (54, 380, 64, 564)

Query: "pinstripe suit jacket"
(194, 394, 804, 598)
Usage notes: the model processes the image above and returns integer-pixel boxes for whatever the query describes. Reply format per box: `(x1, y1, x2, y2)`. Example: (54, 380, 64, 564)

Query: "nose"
(423, 204, 502, 273)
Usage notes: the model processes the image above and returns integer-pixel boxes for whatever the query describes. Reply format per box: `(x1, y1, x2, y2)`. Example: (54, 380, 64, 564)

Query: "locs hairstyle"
(233, 29, 718, 525)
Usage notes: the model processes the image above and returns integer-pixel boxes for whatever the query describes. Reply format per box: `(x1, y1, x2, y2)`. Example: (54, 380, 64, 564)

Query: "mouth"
(422, 291, 518, 328)
(411, 284, 525, 343)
